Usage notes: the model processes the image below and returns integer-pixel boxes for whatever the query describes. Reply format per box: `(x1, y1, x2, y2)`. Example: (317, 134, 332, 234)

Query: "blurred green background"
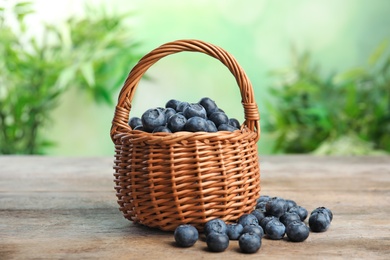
(1, 0, 389, 156)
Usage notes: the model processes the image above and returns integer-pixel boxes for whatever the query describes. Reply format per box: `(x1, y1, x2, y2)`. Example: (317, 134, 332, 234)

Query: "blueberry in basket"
(131, 97, 241, 134)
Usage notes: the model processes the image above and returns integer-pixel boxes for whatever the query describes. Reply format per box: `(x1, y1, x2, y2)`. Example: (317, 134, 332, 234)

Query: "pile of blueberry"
(128, 97, 241, 133)
(173, 195, 333, 254)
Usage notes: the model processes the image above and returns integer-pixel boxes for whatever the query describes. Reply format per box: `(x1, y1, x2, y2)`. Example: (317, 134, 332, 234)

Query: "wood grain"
(1, 155, 389, 259)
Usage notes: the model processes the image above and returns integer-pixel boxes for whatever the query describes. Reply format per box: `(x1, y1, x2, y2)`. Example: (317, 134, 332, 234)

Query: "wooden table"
(1, 156, 389, 259)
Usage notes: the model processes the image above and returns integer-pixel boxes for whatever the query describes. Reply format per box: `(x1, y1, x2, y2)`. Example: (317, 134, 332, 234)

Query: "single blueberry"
(133, 125, 144, 131)
(176, 101, 190, 113)
(218, 123, 238, 132)
(209, 111, 229, 127)
(163, 107, 176, 122)
(256, 201, 267, 211)
(242, 224, 264, 239)
(228, 118, 240, 129)
(265, 219, 285, 240)
(286, 199, 298, 211)
(141, 108, 166, 132)
(259, 215, 277, 230)
(183, 103, 207, 119)
(152, 126, 172, 133)
(280, 212, 301, 227)
(238, 213, 259, 227)
(288, 206, 308, 221)
(206, 232, 229, 252)
(309, 211, 331, 232)
(204, 218, 227, 237)
(286, 221, 310, 242)
(251, 209, 266, 223)
(174, 224, 199, 247)
(198, 97, 218, 116)
(184, 116, 209, 132)
(239, 233, 262, 254)
(265, 197, 288, 218)
(311, 207, 333, 222)
(226, 223, 243, 240)
(165, 99, 181, 111)
(167, 113, 187, 132)
(206, 120, 218, 132)
(257, 195, 271, 204)
(128, 116, 142, 129)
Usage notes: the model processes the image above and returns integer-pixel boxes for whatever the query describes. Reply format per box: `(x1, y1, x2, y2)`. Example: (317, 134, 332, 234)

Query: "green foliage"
(0, 1, 142, 154)
(265, 41, 390, 155)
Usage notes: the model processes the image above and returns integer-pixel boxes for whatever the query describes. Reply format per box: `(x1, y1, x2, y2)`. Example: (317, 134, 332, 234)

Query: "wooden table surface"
(1, 155, 389, 259)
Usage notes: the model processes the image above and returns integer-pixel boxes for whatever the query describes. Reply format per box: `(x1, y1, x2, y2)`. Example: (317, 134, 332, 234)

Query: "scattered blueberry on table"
(172, 195, 333, 254)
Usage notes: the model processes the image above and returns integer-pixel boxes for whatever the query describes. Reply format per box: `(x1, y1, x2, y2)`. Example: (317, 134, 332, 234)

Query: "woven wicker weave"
(110, 39, 261, 231)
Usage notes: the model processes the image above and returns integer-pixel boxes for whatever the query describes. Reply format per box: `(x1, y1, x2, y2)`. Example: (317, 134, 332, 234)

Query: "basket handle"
(110, 39, 260, 141)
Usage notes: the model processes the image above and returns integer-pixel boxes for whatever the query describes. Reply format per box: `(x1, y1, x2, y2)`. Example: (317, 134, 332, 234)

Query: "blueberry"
(218, 124, 238, 132)
(199, 97, 218, 116)
(238, 213, 259, 227)
(286, 199, 297, 211)
(242, 224, 264, 239)
(251, 209, 266, 223)
(204, 218, 227, 237)
(286, 221, 310, 242)
(133, 125, 144, 131)
(174, 224, 199, 247)
(239, 233, 262, 254)
(209, 111, 229, 127)
(176, 101, 190, 113)
(163, 108, 176, 122)
(184, 116, 209, 132)
(165, 99, 181, 111)
(206, 120, 218, 132)
(279, 212, 301, 227)
(206, 232, 229, 252)
(128, 116, 142, 129)
(288, 206, 308, 221)
(265, 219, 285, 240)
(309, 211, 331, 232)
(226, 223, 243, 240)
(183, 103, 207, 119)
(152, 126, 172, 133)
(141, 108, 166, 132)
(167, 113, 187, 132)
(228, 118, 240, 129)
(265, 197, 288, 218)
(311, 207, 333, 222)
(259, 215, 277, 230)
(257, 195, 271, 204)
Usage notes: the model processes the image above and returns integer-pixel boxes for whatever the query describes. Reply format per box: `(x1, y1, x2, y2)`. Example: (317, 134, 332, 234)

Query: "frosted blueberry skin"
(199, 97, 218, 116)
(280, 212, 301, 227)
(128, 116, 142, 129)
(251, 209, 266, 223)
(206, 120, 218, 132)
(218, 123, 238, 132)
(265, 197, 288, 218)
(176, 101, 190, 113)
(286, 221, 310, 242)
(242, 224, 264, 239)
(163, 107, 176, 122)
(141, 108, 166, 132)
(183, 103, 207, 119)
(165, 99, 181, 111)
(265, 219, 286, 240)
(209, 111, 229, 127)
(204, 218, 227, 237)
(174, 225, 199, 247)
(309, 211, 331, 232)
(238, 213, 259, 227)
(257, 195, 271, 204)
(226, 223, 244, 240)
(259, 215, 277, 230)
(288, 205, 308, 221)
(206, 232, 229, 252)
(184, 116, 209, 132)
(167, 113, 187, 132)
(228, 118, 240, 129)
(239, 233, 262, 254)
(311, 207, 333, 222)
(286, 199, 298, 211)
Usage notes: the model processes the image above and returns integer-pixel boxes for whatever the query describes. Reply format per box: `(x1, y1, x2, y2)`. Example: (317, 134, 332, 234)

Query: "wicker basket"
(110, 39, 261, 231)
